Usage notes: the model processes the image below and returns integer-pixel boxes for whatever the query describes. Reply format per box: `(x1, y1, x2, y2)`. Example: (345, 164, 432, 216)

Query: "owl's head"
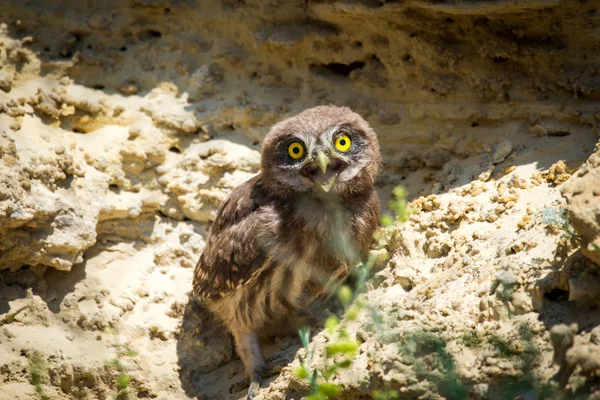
(261, 105, 380, 199)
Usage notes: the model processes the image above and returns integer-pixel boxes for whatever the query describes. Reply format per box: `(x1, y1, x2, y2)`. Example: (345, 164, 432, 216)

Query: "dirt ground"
(1, 1, 600, 399)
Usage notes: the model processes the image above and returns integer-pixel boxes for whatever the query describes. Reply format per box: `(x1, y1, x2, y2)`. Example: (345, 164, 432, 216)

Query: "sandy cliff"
(1, 1, 600, 399)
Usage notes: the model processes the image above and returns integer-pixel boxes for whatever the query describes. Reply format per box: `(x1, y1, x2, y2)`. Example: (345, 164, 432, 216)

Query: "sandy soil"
(1, 1, 600, 399)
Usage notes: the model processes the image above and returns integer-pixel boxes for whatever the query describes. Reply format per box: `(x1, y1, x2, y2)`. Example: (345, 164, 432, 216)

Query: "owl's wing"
(193, 175, 276, 300)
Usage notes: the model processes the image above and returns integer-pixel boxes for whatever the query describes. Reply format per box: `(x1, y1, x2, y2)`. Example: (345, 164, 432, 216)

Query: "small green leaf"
(299, 327, 311, 349)
(294, 365, 309, 379)
(338, 285, 353, 308)
(392, 186, 407, 198)
(345, 305, 360, 321)
(310, 369, 319, 393)
(373, 389, 399, 400)
(338, 328, 349, 339)
(380, 214, 394, 227)
(106, 358, 122, 369)
(319, 382, 342, 397)
(335, 359, 352, 369)
(117, 374, 130, 390)
(371, 310, 383, 326)
(326, 339, 359, 357)
(120, 347, 138, 357)
(322, 364, 338, 380)
(325, 315, 339, 335)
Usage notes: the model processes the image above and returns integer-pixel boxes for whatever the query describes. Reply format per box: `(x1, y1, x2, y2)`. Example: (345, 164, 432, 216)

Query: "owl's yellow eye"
(288, 142, 304, 159)
(334, 133, 352, 152)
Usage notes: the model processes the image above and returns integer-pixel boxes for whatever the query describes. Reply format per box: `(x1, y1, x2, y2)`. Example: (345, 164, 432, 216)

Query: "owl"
(192, 105, 381, 398)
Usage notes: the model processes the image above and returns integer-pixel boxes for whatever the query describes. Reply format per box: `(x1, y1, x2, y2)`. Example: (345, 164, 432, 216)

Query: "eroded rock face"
(562, 143, 600, 266)
(1, 1, 600, 272)
(0, 120, 100, 271)
(0, 52, 261, 272)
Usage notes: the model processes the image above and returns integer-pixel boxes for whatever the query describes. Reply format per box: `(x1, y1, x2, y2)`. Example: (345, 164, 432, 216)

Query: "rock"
(0, 123, 102, 271)
(545, 160, 572, 186)
(395, 268, 416, 291)
(157, 140, 260, 222)
(562, 142, 600, 266)
(141, 86, 201, 134)
(491, 140, 513, 164)
(550, 324, 576, 366)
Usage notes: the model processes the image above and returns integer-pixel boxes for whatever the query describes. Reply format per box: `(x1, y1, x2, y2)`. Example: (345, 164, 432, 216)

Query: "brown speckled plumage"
(192, 105, 380, 398)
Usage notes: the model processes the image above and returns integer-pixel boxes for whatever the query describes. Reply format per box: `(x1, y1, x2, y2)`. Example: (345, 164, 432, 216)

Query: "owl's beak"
(315, 150, 330, 174)
(313, 150, 337, 192)
(317, 175, 337, 192)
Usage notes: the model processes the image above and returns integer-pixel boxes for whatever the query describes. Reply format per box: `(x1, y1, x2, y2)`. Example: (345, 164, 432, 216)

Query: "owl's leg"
(232, 330, 265, 400)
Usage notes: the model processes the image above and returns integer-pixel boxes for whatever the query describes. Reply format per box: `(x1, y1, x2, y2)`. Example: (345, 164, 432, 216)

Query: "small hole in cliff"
(471, 122, 479, 127)
(548, 130, 571, 137)
(310, 61, 365, 78)
(72, 127, 85, 133)
(252, 141, 259, 146)
(93, 84, 105, 90)
(60, 175, 74, 190)
(446, 17, 454, 23)
(86, 44, 92, 50)
(372, 35, 389, 47)
(164, 7, 171, 14)
(169, 146, 181, 153)
(409, 32, 418, 38)
(353, 41, 363, 48)
(139, 29, 163, 41)
(493, 56, 508, 63)
(403, 54, 412, 62)
(120, 46, 127, 52)
(476, 17, 489, 26)
(73, 33, 82, 42)
(109, 184, 121, 194)
(589, 8, 597, 15)
(545, 288, 569, 302)
(43, 47, 50, 52)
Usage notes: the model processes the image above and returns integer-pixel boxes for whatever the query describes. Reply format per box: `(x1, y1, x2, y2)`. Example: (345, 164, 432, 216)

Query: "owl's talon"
(247, 381, 260, 399)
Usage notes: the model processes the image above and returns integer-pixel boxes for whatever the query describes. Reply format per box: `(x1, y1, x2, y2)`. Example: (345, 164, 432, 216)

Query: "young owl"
(192, 105, 380, 398)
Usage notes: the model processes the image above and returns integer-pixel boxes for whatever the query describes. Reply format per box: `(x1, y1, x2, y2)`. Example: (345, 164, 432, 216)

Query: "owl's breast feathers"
(192, 174, 379, 302)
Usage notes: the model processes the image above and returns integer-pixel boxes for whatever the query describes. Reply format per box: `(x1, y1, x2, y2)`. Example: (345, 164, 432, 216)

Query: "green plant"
(117, 374, 131, 390)
(542, 207, 575, 238)
(401, 332, 468, 400)
(383, 186, 412, 225)
(294, 186, 410, 399)
(372, 390, 399, 400)
(105, 343, 137, 395)
(487, 335, 515, 357)
(484, 324, 557, 400)
(28, 351, 48, 396)
(460, 331, 482, 348)
(295, 287, 360, 400)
